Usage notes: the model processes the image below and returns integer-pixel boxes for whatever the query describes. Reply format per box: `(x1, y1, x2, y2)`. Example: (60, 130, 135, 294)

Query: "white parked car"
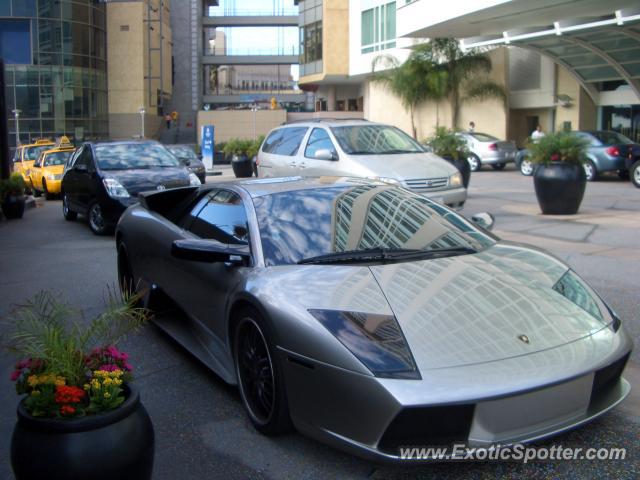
(257, 120, 467, 210)
(456, 132, 517, 172)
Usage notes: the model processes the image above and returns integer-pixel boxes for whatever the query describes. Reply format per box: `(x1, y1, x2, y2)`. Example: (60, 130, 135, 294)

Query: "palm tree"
(371, 50, 446, 139)
(426, 38, 507, 129)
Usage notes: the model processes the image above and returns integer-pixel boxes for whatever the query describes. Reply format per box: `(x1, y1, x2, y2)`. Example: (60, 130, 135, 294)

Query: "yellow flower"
(91, 379, 101, 389)
(83, 384, 90, 391)
(103, 392, 111, 399)
(31, 390, 40, 396)
(27, 375, 38, 387)
(103, 378, 113, 386)
(54, 377, 66, 387)
(114, 379, 123, 386)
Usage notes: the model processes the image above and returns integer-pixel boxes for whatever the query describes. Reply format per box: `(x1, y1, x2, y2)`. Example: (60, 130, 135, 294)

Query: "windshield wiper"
(297, 246, 477, 265)
(380, 149, 418, 154)
(347, 150, 377, 155)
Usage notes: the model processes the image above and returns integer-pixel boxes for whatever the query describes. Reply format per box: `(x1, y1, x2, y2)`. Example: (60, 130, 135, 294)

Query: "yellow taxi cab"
(30, 137, 76, 199)
(13, 138, 56, 189)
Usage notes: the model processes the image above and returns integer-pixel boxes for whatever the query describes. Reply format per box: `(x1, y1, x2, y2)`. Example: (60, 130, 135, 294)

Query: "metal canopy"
(460, 9, 640, 100)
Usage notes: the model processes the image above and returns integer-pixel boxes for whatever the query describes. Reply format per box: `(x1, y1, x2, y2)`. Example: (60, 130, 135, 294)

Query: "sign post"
(201, 125, 214, 171)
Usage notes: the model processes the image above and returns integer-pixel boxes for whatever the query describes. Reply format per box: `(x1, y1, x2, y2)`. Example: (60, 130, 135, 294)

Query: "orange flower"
(60, 405, 76, 416)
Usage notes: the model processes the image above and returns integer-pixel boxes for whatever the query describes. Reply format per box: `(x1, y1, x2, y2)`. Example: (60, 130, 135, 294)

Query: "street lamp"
(139, 106, 146, 138)
(11, 109, 21, 146)
(251, 105, 258, 140)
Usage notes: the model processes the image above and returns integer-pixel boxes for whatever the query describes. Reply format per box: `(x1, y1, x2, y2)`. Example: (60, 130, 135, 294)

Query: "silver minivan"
(257, 120, 467, 209)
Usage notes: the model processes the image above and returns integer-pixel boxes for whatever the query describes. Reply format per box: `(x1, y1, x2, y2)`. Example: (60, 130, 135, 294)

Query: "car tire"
(584, 160, 598, 181)
(62, 193, 77, 221)
(520, 158, 534, 176)
(233, 308, 292, 436)
(631, 160, 640, 188)
(87, 202, 111, 235)
(491, 163, 506, 171)
(43, 179, 53, 200)
(467, 154, 481, 172)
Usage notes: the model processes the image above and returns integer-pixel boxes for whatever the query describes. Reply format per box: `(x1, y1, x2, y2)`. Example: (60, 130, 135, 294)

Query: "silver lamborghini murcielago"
(116, 176, 632, 462)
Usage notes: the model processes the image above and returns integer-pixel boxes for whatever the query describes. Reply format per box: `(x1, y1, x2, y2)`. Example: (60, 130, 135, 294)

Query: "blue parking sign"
(201, 125, 214, 170)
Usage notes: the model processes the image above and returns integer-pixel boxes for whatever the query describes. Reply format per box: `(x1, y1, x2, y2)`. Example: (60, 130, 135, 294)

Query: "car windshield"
(167, 146, 198, 160)
(469, 133, 499, 142)
(253, 183, 495, 266)
(330, 125, 425, 154)
(590, 131, 633, 145)
(25, 145, 52, 160)
(44, 151, 73, 166)
(95, 143, 180, 170)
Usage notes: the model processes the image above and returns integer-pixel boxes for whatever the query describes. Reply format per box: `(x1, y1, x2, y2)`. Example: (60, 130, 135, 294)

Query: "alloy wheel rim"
(468, 156, 479, 171)
(237, 319, 275, 424)
(89, 204, 105, 231)
(521, 160, 533, 175)
(584, 163, 594, 179)
(634, 167, 640, 184)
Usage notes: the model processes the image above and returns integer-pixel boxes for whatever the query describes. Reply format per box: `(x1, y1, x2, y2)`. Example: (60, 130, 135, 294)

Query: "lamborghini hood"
(368, 243, 609, 370)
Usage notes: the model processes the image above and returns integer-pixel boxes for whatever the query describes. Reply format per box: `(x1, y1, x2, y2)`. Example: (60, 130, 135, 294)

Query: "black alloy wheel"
(88, 202, 110, 235)
(234, 311, 291, 435)
(62, 193, 77, 221)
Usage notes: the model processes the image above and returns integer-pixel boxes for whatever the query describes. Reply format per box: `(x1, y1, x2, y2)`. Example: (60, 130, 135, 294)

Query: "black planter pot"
(533, 162, 586, 215)
(231, 154, 254, 178)
(11, 385, 154, 480)
(2, 195, 26, 219)
(442, 155, 471, 189)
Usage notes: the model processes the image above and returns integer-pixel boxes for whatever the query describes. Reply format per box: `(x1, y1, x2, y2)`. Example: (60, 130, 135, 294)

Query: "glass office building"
(1, 0, 108, 148)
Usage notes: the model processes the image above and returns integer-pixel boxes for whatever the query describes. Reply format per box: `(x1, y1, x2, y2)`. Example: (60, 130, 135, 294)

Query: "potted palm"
(224, 138, 254, 178)
(426, 127, 471, 188)
(7, 289, 154, 480)
(1, 173, 27, 219)
(528, 132, 589, 215)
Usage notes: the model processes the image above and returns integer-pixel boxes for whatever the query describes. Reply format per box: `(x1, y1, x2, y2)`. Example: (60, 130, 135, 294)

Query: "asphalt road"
(0, 166, 638, 479)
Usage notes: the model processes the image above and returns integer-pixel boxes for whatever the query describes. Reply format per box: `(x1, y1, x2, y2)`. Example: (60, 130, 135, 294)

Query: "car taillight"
(606, 146, 620, 157)
(488, 143, 498, 151)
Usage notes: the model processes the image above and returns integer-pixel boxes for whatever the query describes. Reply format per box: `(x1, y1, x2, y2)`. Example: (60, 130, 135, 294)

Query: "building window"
(361, 2, 396, 54)
(300, 20, 322, 64)
(0, 19, 32, 64)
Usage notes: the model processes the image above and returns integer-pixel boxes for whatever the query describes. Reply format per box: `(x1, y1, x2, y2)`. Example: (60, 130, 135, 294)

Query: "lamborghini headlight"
(552, 270, 603, 322)
(189, 172, 201, 186)
(102, 178, 130, 198)
(449, 172, 463, 187)
(308, 309, 420, 379)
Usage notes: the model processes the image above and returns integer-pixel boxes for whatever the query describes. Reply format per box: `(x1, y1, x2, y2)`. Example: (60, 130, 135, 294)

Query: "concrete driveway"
(0, 167, 637, 479)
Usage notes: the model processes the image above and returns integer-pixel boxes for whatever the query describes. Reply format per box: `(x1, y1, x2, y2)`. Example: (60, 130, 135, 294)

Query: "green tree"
(372, 49, 446, 139)
(426, 38, 507, 129)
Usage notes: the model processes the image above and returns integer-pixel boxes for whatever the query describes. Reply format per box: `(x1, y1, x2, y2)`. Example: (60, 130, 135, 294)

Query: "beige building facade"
(107, 0, 173, 140)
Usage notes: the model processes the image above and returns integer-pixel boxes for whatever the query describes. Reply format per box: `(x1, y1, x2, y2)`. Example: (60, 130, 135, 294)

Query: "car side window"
(13, 148, 21, 163)
(74, 146, 95, 171)
(34, 154, 44, 168)
(305, 128, 337, 159)
(262, 127, 308, 156)
(188, 190, 249, 245)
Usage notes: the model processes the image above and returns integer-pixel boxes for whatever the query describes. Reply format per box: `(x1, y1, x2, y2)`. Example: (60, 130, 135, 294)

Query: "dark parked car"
(516, 130, 640, 181)
(61, 140, 201, 235)
(165, 144, 207, 184)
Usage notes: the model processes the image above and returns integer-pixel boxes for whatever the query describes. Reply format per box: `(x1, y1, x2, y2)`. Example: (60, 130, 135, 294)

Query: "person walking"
(164, 113, 172, 129)
(468, 121, 475, 132)
(531, 125, 545, 142)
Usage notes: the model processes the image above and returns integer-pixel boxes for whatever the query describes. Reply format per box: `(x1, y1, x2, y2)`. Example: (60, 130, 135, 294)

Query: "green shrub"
(527, 132, 588, 166)
(425, 127, 469, 161)
(0, 173, 26, 200)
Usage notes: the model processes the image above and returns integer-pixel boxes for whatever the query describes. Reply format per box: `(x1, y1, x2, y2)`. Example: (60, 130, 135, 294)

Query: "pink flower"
(99, 364, 120, 372)
(123, 363, 133, 372)
(10, 370, 21, 381)
(550, 153, 561, 162)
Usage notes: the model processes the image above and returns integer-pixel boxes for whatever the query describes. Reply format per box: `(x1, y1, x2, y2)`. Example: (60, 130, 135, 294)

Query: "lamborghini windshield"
(253, 184, 495, 266)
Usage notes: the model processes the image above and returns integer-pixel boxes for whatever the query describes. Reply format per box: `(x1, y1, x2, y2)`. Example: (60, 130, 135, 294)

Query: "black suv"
(61, 140, 201, 235)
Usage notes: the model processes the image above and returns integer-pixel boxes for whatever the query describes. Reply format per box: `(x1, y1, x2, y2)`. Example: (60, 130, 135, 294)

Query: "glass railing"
(206, 7, 299, 16)
(204, 46, 299, 56)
